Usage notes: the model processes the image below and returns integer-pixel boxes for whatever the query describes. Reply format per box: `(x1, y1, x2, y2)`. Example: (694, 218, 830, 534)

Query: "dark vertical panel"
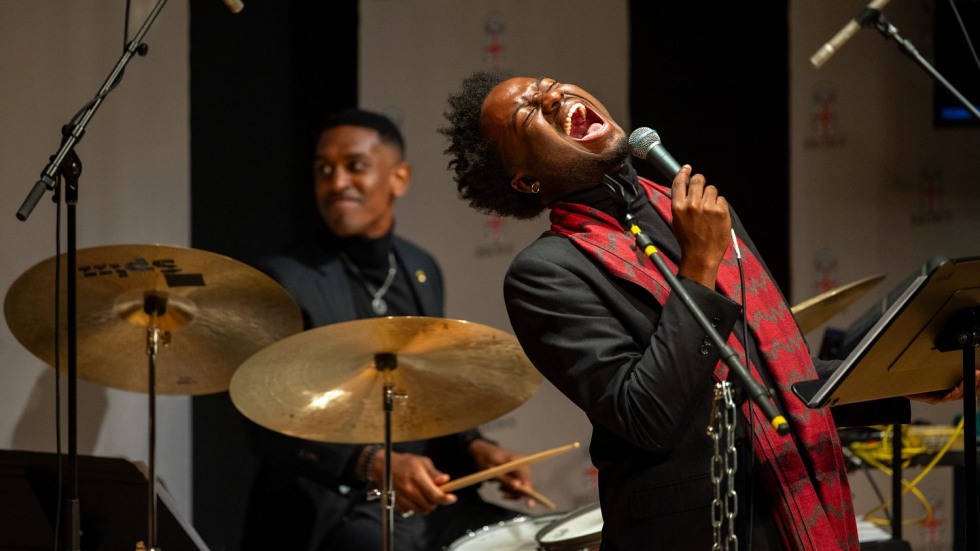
(628, 2, 791, 293)
(189, 2, 357, 550)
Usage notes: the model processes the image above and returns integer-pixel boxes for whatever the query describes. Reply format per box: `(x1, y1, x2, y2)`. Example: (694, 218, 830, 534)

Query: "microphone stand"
(13, 2, 169, 549)
(602, 177, 790, 437)
(864, 9, 980, 122)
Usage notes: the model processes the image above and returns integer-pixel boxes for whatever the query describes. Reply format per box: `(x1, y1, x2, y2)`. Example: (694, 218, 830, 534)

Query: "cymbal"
(4, 244, 303, 395)
(230, 316, 542, 443)
(791, 274, 886, 334)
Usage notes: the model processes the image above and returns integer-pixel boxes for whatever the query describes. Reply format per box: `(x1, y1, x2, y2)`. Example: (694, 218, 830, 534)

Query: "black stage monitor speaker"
(0, 449, 209, 551)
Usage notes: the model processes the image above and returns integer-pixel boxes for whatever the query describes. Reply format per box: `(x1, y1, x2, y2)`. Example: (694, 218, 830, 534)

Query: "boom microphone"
(810, 0, 891, 68)
(628, 127, 681, 180)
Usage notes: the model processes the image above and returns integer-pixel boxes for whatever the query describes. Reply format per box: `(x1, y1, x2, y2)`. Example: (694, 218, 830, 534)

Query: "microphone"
(222, 0, 244, 13)
(810, 0, 891, 68)
(623, 128, 791, 436)
(628, 127, 681, 180)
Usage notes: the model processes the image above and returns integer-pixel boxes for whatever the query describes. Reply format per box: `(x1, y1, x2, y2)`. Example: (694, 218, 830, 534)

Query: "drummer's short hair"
(320, 109, 405, 156)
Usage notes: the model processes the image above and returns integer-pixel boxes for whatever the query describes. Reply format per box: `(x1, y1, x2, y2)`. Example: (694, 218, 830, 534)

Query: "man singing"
(440, 71, 859, 550)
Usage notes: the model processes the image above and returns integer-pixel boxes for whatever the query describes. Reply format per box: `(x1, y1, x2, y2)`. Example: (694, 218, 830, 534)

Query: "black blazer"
(242, 234, 474, 551)
(504, 194, 798, 550)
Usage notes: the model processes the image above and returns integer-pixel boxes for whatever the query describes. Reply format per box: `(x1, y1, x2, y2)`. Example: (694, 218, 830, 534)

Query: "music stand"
(0, 449, 210, 551)
(791, 256, 979, 551)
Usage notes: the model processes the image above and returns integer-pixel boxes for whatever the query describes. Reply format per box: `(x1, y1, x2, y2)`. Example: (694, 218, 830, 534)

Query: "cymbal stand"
(64, 149, 82, 551)
(375, 353, 400, 551)
(12, 2, 169, 549)
(143, 296, 171, 551)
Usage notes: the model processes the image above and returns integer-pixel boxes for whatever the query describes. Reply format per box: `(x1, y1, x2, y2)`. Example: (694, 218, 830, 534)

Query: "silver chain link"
(708, 381, 739, 551)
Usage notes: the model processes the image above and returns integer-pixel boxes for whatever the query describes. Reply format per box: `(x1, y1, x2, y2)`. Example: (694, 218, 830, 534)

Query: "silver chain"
(338, 251, 397, 315)
(708, 381, 739, 551)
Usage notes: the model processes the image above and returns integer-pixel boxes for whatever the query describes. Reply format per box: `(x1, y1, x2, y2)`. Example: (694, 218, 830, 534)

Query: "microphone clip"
(602, 174, 639, 220)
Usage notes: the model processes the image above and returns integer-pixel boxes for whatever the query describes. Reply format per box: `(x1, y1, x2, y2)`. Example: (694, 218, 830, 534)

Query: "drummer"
(241, 109, 534, 551)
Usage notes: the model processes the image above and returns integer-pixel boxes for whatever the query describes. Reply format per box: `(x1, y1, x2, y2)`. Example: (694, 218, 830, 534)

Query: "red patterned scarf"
(549, 177, 858, 550)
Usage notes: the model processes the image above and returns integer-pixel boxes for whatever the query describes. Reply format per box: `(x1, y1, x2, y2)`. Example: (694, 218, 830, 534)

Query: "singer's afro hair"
(440, 71, 546, 220)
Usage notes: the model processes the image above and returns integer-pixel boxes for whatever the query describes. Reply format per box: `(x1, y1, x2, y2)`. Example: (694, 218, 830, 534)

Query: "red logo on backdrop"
(814, 249, 839, 294)
(805, 82, 845, 148)
(474, 11, 515, 258)
(910, 163, 952, 225)
(475, 214, 514, 258)
(484, 11, 507, 71)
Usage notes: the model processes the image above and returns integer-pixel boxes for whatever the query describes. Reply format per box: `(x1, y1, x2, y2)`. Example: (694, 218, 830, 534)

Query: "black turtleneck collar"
(550, 162, 647, 221)
(317, 226, 395, 271)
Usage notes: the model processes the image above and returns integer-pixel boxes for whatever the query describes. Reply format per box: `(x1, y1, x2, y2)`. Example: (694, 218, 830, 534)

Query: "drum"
(447, 514, 564, 551)
(535, 502, 603, 551)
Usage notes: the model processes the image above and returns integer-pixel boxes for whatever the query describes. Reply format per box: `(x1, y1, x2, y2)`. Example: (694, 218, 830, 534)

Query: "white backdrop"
(0, 0, 192, 522)
(358, 0, 630, 513)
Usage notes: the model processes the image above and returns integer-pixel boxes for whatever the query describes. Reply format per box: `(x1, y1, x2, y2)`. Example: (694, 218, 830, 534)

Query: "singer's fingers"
(671, 165, 692, 200)
(687, 174, 707, 200)
(702, 183, 719, 203)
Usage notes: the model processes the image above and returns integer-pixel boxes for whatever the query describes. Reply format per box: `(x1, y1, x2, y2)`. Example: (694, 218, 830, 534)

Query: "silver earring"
(530, 182, 540, 194)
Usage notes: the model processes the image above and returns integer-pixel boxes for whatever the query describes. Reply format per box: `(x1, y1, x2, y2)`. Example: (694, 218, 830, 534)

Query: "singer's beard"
(555, 134, 630, 192)
(600, 134, 631, 174)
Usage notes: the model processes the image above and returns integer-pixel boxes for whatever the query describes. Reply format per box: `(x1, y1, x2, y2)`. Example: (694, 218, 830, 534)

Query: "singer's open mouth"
(564, 102, 606, 141)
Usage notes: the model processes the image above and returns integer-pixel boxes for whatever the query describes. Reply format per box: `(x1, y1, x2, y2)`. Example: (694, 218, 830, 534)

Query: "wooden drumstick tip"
(515, 485, 558, 510)
(438, 441, 582, 493)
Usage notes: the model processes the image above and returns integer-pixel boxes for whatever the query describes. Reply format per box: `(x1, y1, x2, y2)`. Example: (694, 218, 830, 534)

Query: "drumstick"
(514, 485, 558, 510)
(438, 441, 580, 493)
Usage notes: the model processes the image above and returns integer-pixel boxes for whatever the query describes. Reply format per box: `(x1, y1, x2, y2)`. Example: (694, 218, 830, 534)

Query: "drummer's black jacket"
(241, 230, 486, 551)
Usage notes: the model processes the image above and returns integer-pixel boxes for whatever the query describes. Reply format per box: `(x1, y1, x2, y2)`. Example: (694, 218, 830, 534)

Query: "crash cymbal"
(4, 244, 303, 395)
(230, 316, 542, 443)
(791, 274, 886, 334)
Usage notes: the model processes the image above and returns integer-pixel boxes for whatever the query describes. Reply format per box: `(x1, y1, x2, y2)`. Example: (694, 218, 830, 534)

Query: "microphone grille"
(628, 127, 660, 159)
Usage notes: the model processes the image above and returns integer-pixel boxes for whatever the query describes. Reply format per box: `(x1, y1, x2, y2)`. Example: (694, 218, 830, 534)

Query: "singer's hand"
(671, 165, 731, 289)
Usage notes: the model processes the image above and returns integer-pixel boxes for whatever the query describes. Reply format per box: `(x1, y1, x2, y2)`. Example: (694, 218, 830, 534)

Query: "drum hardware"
(229, 315, 543, 550)
(5, 244, 304, 550)
(535, 502, 603, 551)
(790, 274, 885, 334)
(446, 513, 564, 551)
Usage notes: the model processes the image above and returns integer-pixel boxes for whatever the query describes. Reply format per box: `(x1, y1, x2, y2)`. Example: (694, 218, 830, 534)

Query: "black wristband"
(357, 444, 383, 483)
(462, 433, 497, 449)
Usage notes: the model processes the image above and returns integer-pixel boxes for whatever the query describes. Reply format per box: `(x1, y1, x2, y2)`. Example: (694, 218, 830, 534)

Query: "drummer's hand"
(468, 439, 535, 506)
(370, 451, 456, 516)
(906, 369, 980, 404)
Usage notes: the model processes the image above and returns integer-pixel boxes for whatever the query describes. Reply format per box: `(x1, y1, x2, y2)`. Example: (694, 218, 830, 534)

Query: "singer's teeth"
(565, 103, 586, 137)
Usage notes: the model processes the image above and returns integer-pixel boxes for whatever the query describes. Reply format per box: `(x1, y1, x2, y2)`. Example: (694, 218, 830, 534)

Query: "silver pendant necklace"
(339, 251, 397, 316)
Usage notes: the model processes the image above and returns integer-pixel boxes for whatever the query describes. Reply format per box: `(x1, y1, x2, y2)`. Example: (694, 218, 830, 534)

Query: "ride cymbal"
(791, 274, 886, 334)
(4, 244, 303, 395)
(230, 316, 542, 443)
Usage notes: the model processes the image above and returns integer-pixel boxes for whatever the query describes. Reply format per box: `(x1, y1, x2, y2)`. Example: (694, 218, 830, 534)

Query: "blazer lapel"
(313, 253, 359, 324)
(393, 240, 439, 317)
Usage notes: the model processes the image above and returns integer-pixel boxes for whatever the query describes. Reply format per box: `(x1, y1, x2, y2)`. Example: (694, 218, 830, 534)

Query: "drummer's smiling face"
(314, 125, 410, 239)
